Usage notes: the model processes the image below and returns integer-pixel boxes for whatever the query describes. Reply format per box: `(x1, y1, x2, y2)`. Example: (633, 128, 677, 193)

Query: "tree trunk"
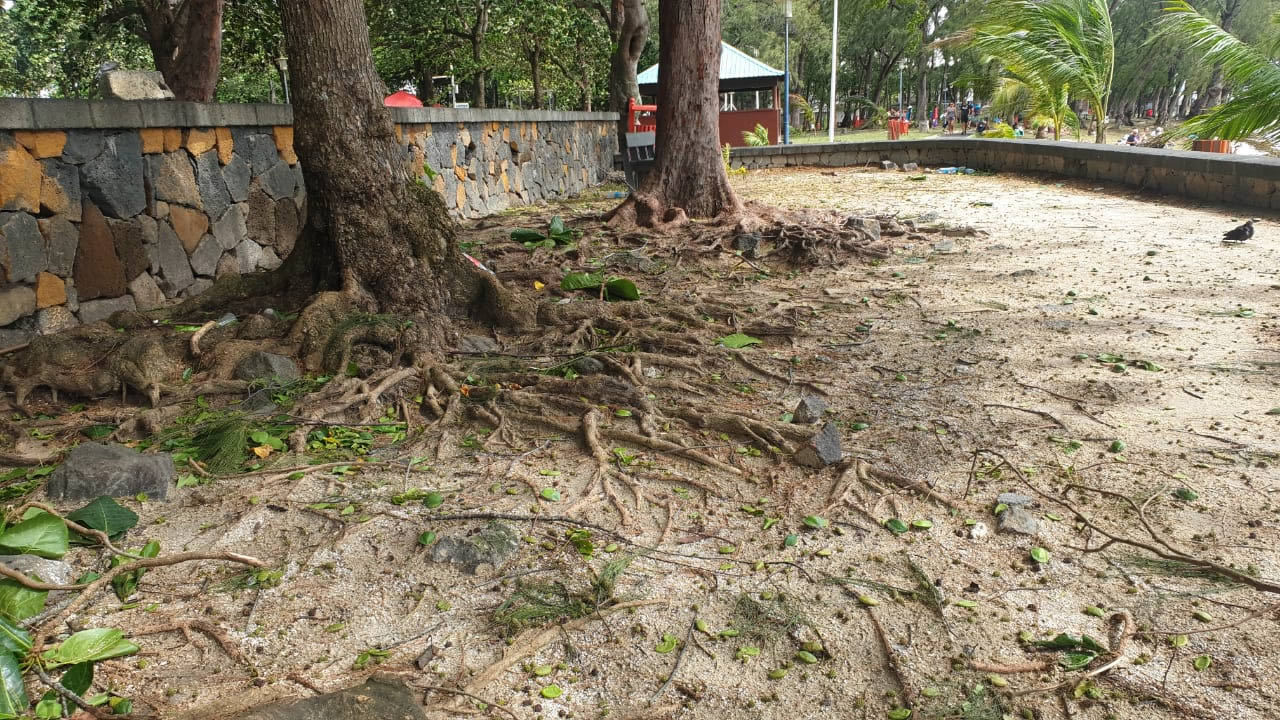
(1202, 0, 1239, 111)
(276, 0, 515, 323)
(529, 44, 543, 109)
(608, 0, 650, 144)
(612, 0, 741, 223)
(471, 41, 487, 108)
(140, 0, 225, 101)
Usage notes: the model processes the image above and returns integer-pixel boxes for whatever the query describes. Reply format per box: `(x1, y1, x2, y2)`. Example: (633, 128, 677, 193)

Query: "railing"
(627, 97, 657, 133)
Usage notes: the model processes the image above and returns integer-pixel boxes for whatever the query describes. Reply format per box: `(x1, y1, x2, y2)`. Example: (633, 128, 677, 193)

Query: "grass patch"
(494, 555, 633, 634)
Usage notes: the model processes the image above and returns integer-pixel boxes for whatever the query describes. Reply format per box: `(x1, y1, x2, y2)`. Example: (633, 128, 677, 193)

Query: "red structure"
(383, 90, 423, 108)
(635, 42, 785, 147)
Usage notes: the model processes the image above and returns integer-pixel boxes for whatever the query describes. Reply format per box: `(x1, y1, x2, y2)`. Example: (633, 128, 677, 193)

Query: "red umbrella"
(384, 90, 423, 107)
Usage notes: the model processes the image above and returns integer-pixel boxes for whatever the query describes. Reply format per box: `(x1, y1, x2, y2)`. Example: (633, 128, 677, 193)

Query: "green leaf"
(422, 492, 444, 509)
(1108, 440, 1125, 453)
(66, 497, 139, 540)
(655, 634, 678, 653)
(1034, 633, 1082, 650)
(783, 534, 798, 547)
(717, 333, 763, 349)
(0, 616, 32, 655)
(887, 709, 912, 720)
(1059, 651, 1096, 670)
(548, 216, 568, 237)
(993, 503, 1009, 515)
(954, 599, 978, 608)
(561, 271, 604, 291)
(540, 684, 562, 699)
(42, 628, 140, 668)
(1193, 654, 1212, 671)
(1193, 610, 1214, 622)
(857, 594, 880, 607)
(1080, 635, 1108, 653)
(35, 696, 60, 719)
(1266, 408, 1280, 416)
(802, 515, 829, 529)
(794, 650, 819, 664)
(80, 425, 117, 440)
(1084, 605, 1105, 617)
(768, 668, 788, 679)
(615, 409, 633, 417)
(540, 488, 561, 502)
(884, 518, 909, 534)
(0, 512, 69, 559)
(1174, 488, 1199, 501)
(1096, 353, 1124, 363)
(911, 519, 933, 530)
(417, 531, 437, 546)
(0, 653, 28, 718)
(511, 229, 546, 242)
(62, 661, 94, 696)
(604, 278, 640, 301)
(1030, 547, 1050, 564)
(0, 579, 47, 623)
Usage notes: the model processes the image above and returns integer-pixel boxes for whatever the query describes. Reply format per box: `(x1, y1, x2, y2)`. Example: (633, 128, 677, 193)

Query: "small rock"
(98, 70, 174, 100)
(792, 395, 828, 424)
(0, 555, 76, 585)
(733, 233, 761, 259)
(997, 506, 1040, 536)
(0, 286, 37, 326)
(77, 295, 137, 325)
(235, 390, 279, 417)
(794, 421, 842, 468)
(1009, 269, 1036, 278)
(232, 351, 299, 382)
(236, 313, 280, 340)
(128, 272, 167, 311)
(237, 676, 427, 720)
(968, 522, 990, 539)
(430, 521, 519, 574)
(997, 492, 1034, 506)
(457, 335, 499, 354)
(571, 356, 604, 375)
(881, 160, 898, 170)
(35, 306, 78, 334)
(46, 442, 173, 500)
(932, 238, 956, 253)
(902, 162, 919, 172)
(843, 216, 881, 242)
(414, 646, 439, 671)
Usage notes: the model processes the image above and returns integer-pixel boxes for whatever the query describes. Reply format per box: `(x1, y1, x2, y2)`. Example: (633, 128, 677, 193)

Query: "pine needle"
(190, 414, 252, 474)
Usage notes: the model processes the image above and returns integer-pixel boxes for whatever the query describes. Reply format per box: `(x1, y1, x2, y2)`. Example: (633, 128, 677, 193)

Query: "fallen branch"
(865, 606, 916, 710)
(649, 614, 697, 704)
(131, 619, 247, 665)
(969, 659, 1050, 673)
(424, 686, 519, 720)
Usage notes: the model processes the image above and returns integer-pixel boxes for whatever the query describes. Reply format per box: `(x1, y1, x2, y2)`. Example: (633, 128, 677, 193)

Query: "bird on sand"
(1221, 219, 1255, 243)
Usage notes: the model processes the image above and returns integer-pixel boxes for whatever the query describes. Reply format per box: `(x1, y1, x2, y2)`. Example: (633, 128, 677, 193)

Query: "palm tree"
(1157, 2, 1280, 141)
(989, 72, 1078, 140)
(969, 0, 1115, 143)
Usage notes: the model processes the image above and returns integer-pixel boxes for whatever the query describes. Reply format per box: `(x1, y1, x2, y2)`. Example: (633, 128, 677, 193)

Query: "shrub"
(982, 122, 1016, 138)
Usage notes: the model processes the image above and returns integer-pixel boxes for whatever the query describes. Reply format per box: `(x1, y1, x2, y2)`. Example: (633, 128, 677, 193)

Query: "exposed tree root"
(132, 619, 248, 665)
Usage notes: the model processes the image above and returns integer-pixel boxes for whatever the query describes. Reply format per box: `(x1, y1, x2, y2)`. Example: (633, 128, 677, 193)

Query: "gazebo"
(636, 42, 785, 147)
(383, 90, 423, 107)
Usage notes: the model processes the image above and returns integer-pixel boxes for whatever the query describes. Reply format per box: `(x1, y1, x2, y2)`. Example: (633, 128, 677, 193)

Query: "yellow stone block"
(13, 130, 66, 159)
(501, 171, 510, 192)
(185, 128, 217, 155)
(454, 166, 467, 181)
(456, 183, 466, 210)
(34, 272, 66, 309)
(502, 127, 510, 142)
(40, 173, 71, 215)
(163, 128, 182, 152)
(215, 127, 234, 165)
(0, 139, 40, 213)
(140, 128, 165, 154)
(273, 126, 297, 165)
(433, 175, 445, 194)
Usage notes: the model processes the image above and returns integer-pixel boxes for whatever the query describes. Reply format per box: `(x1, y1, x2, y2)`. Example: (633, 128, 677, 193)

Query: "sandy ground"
(27, 167, 1279, 720)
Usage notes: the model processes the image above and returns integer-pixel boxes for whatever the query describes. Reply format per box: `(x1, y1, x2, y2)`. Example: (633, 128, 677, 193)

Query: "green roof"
(637, 42, 784, 91)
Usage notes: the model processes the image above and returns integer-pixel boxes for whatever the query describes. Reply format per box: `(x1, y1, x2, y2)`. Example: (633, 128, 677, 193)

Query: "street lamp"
(783, 0, 792, 144)
(828, 0, 838, 143)
(275, 56, 290, 104)
(898, 58, 907, 115)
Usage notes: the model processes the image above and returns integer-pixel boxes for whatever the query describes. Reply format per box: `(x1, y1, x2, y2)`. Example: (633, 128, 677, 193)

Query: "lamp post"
(828, 0, 838, 142)
(898, 58, 906, 115)
(276, 56, 290, 104)
(783, 0, 792, 144)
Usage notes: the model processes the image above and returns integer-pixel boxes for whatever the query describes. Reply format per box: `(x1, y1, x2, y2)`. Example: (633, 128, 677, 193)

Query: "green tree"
(1158, 0, 1280, 140)
(968, 0, 1115, 142)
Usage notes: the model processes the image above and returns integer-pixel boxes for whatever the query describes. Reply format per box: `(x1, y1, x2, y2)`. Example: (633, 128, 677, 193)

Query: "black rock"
(793, 395, 828, 424)
(233, 351, 300, 382)
(572, 356, 604, 375)
(733, 233, 761, 259)
(79, 131, 145, 218)
(47, 443, 173, 500)
(795, 421, 842, 468)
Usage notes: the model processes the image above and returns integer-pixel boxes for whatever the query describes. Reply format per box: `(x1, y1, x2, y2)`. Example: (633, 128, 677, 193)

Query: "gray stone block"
(0, 211, 46, 282)
(147, 151, 202, 207)
(32, 100, 93, 129)
(194, 149, 230, 220)
(76, 295, 136, 324)
(46, 442, 173, 500)
(155, 220, 194, 295)
(128, 271, 166, 311)
(38, 216, 79, 276)
(222, 154, 252, 202)
(39, 158, 81, 220)
(258, 161, 297, 200)
(61, 131, 104, 165)
(233, 129, 279, 174)
(233, 351, 299, 382)
(35, 305, 78, 334)
(189, 234, 222, 276)
(795, 421, 842, 468)
(213, 203, 248, 250)
(80, 131, 145, 218)
(0, 286, 36, 326)
(0, 99, 34, 129)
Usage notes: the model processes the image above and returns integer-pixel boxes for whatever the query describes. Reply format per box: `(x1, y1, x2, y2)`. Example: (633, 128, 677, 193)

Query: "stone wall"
(0, 99, 618, 345)
(725, 138, 1280, 211)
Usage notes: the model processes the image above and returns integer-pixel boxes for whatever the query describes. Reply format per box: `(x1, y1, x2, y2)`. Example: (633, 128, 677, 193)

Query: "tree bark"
(276, 0, 515, 323)
(529, 44, 543, 109)
(1201, 0, 1240, 111)
(644, 0, 739, 218)
(138, 0, 225, 101)
(607, 0, 649, 143)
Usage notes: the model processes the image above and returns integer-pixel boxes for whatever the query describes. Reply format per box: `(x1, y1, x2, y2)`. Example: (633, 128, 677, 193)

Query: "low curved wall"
(727, 138, 1280, 211)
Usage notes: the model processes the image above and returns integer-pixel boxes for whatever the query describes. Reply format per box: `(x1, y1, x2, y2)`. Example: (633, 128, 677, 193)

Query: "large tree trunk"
(140, 0, 225, 101)
(632, 0, 740, 221)
(276, 0, 515, 324)
(607, 0, 649, 144)
(529, 44, 543, 109)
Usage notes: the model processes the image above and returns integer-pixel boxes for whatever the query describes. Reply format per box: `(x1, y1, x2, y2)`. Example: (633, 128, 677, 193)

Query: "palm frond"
(1157, 1, 1280, 139)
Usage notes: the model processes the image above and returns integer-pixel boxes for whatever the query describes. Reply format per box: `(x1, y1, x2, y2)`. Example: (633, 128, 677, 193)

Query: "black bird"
(1222, 219, 1255, 243)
